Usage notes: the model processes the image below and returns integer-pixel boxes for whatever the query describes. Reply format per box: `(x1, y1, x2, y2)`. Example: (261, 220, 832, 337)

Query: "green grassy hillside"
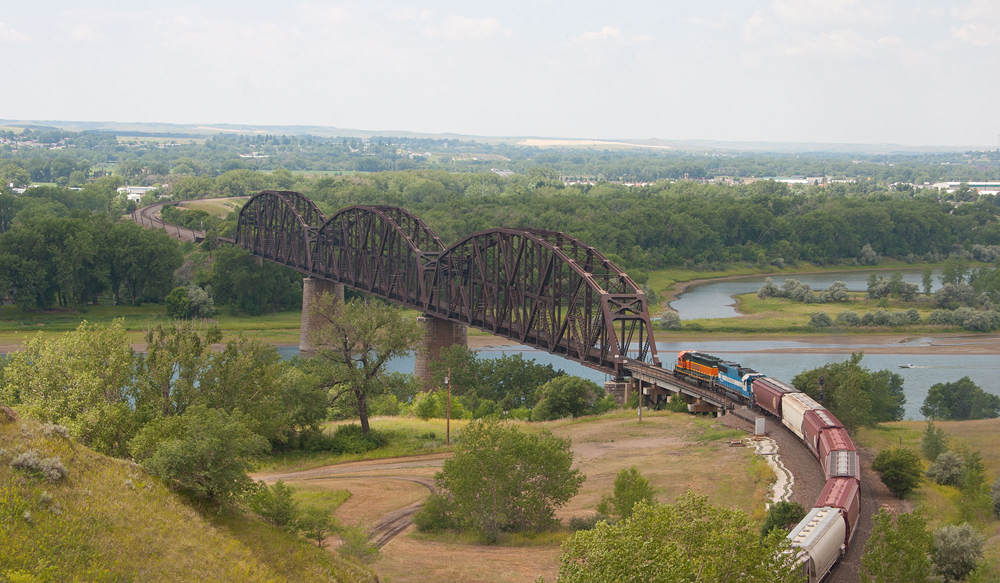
(0, 416, 376, 583)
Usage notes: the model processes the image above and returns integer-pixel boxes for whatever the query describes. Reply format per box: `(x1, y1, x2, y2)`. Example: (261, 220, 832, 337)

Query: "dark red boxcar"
(825, 449, 860, 484)
(802, 409, 846, 459)
(818, 427, 856, 463)
(817, 477, 861, 546)
(752, 377, 800, 418)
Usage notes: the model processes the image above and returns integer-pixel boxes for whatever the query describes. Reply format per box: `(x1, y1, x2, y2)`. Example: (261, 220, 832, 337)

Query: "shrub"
(10, 451, 67, 482)
(929, 309, 958, 325)
(860, 509, 933, 583)
(888, 311, 910, 327)
(41, 423, 70, 439)
(531, 376, 606, 421)
(963, 311, 1000, 332)
(836, 310, 861, 326)
(808, 312, 833, 328)
(757, 278, 779, 299)
(926, 451, 964, 486)
(827, 281, 850, 301)
(249, 480, 299, 528)
(905, 308, 922, 324)
(569, 513, 609, 532)
(861, 312, 875, 326)
(413, 493, 458, 532)
(665, 394, 689, 413)
(328, 424, 388, 454)
(164, 287, 191, 319)
(337, 522, 380, 564)
(871, 448, 923, 498)
(932, 523, 984, 582)
(506, 407, 531, 420)
(596, 467, 657, 521)
(872, 308, 891, 326)
(760, 501, 806, 536)
(991, 475, 1000, 519)
(659, 311, 681, 329)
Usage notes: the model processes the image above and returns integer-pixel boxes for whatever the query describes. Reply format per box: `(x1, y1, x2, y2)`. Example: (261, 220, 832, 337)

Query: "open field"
(856, 419, 1000, 577)
(179, 197, 248, 216)
(259, 412, 772, 583)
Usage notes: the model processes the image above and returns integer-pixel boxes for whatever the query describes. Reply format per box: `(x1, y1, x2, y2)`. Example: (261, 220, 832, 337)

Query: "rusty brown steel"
(234, 191, 659, 377)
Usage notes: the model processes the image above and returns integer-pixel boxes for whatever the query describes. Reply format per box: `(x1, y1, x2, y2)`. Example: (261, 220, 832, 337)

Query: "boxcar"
(802, 409, 845, 459)
(752, 377, 800, 418)
(825, 450, 860, 483)
(781, 392, 824, 440)
(818, 427, 856, 463)
(817, 477, 860, 546)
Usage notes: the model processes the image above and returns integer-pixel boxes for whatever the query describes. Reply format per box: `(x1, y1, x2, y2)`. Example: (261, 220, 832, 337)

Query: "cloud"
(426, 15, 510, 41)
(580, 26, 622, 42)
(57, 23, 109, 44)
(951, 23, 996, 46)
(0, 21, 29, 43)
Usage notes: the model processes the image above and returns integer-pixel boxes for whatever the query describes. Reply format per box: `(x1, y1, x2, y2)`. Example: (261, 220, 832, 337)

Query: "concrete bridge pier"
(414, 316, 467, 390)
(299, 277, 345, 356)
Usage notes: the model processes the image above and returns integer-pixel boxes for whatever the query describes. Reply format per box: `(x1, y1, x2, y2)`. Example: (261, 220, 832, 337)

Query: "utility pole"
(445, 369, 451, 446)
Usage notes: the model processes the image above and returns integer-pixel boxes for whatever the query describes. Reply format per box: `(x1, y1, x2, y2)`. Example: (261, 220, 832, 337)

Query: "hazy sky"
(1, 1, 997, 146)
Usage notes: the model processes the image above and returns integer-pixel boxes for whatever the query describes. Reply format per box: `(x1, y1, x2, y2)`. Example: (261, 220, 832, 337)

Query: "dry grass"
(0, 418, 376, 582)
(272, 411, 771, 583)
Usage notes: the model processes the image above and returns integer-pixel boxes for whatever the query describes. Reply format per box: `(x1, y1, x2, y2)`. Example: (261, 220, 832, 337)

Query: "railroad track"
(131, 201, 205, 243)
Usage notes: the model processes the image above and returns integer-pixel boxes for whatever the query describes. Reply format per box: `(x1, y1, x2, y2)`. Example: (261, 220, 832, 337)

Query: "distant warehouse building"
(117, 186, 161, 202)
(931, 181, 1000, 195)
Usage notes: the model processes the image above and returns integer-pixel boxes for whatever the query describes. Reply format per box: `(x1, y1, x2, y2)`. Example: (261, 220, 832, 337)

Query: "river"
(276, 337, 996, 421)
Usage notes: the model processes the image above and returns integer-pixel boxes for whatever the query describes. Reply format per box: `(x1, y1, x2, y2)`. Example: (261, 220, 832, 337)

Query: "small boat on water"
(899, 363, 914, 369)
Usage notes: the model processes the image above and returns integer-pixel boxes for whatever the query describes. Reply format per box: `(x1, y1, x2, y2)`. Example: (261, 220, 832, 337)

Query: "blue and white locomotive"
(714, 361, 764, 400)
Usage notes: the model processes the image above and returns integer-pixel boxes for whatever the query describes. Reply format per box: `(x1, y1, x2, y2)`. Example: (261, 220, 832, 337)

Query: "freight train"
(673, 351, 860, 583)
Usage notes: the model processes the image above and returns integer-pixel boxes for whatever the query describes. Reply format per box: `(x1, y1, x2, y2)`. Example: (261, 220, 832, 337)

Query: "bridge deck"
(626, 361, 734, 411)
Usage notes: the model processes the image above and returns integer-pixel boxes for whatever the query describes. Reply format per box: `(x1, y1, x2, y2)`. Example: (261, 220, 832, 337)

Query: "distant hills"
(0, 118, 984, 154)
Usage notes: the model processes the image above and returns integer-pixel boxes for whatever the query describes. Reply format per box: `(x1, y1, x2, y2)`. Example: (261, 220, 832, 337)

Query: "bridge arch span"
(236, 190, 326, 271)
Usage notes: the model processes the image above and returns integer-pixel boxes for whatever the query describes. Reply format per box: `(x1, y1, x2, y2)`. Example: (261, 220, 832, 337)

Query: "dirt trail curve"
(254, 454, 448, 548)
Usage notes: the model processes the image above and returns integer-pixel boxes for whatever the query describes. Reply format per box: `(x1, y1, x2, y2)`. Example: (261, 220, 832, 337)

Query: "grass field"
(180, 197, 248, 217)
(0, 417, 376, 582)
(856, 419, 1000, 577)
(267, 412, 773, 583)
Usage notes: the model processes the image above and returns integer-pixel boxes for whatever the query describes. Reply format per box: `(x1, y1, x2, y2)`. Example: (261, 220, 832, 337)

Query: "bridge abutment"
(414, 316, 467, 390)
(299, 277, 345, 356)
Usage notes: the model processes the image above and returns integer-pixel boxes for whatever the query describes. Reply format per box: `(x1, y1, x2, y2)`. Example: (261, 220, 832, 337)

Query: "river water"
(670, 268, 944, 320)
(276, 338, 997, 421)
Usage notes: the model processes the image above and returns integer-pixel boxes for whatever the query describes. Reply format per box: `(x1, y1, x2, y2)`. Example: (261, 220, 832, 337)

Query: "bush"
(872, 308, 891, 326)
(827, 281, 850, 301)
(436, 419, 584, 540)
(760, 501, 806, 536)
(658, 311, 681, 329)
(568, 514, 609, 532)
(861, 312, 875, 326)
(871, 448, 923, 498)
(596, 466, 657, 521)
(757, 278, 779, 299)
(888, 311, 910, 327)
(249, 480, 299, 528)
(336, 522, 380, 564)
(413, 493, 458, 532)
(141, 405, 270, 502)
(991, 475, 1000, 519)
(905, 308, 922, 324)
(531, 376, 606, 421)
(10, 450, 67, 482)
(836, 310, 861, 326)
(506, 407, 531, 420)
(665, 394, 689, 413)
(926, 451, 964, 486)
(932, 523, 984, 582)
(164, 286, 191, 319)
(808, 312, 833, 328)
(327, 424, 388, 454)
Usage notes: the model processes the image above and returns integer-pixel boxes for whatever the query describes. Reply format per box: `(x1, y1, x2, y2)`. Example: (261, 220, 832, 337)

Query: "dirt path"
(255, 455, 447, 548)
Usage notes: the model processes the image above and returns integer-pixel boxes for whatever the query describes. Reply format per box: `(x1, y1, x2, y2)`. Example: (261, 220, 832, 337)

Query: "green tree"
(922, 267, 934, 296)
(0, 163, 30, 190)
(206, 246, 302, 315)
(596, 466, 657, 521)
(436, 418, 584, 540)
(872, 448, 923, 498)
(1, 320, 138, 457)
(760, 501, 807, 537)
(921, 420, 948, 461)
(140, 404, 270, 502)
(860, 509, 933, 583)
(557, 492, 799, 583)
(164, 286, 191, 318)
(531, 376, 610, 421)
(106, 220, 183, 306)
(921, 377, 1000, 420)
(792, 352, 905, 431)
(940, 256, 970, 286)
(308, 296, 422, 433)
(296, 506, 336, 547)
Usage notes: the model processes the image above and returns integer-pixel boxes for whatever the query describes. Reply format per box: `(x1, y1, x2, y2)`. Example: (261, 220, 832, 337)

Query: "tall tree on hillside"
(307, 295, 422, 433)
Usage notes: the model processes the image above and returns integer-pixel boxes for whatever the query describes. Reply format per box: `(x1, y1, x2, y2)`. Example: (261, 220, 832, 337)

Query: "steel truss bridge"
(228, 190, 660, 378)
